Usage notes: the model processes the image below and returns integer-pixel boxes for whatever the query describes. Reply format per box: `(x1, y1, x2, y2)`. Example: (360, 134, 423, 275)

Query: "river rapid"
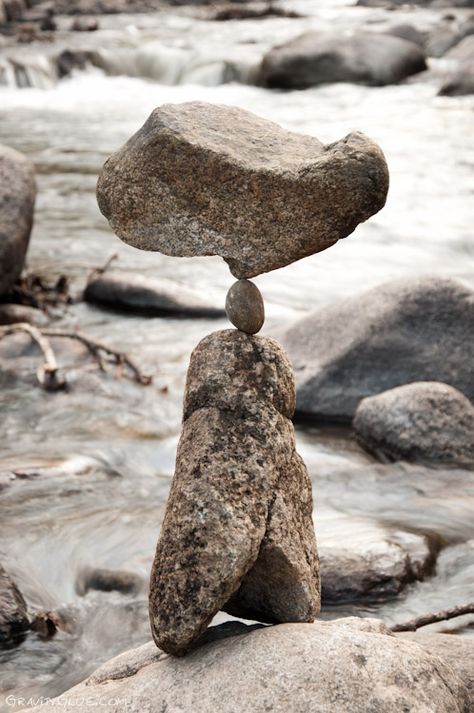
(0, 0, 473, 707)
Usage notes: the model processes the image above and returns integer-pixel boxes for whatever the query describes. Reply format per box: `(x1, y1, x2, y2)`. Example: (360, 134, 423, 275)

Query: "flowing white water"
(0, 0, 473, 707)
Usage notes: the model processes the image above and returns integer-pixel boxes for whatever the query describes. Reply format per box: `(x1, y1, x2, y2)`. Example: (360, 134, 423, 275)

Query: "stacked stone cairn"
(97, 101, 389, 656)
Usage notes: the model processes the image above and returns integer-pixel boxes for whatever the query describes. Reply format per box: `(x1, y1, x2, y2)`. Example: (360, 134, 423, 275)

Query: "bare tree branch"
(0, 322, 66, 391)
(0, 323, 152, 390)
(43, 329, 152, 385)
(390, 603, 474, 632)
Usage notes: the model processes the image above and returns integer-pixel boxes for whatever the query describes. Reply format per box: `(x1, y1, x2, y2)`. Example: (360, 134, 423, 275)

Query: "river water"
(0, 0, 473, 707)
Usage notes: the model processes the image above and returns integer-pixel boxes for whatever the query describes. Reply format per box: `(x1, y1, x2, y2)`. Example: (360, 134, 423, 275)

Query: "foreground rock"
(149, 329, 320, 655)
(26, 619, 471, 713)
(97, 102, 389, 279)
(261, 31, 427, 89)
(354, 382, 474, 466)
(0, 144, 36, 295)
(84, 272, 225, 318)
(0, 564, 29, 645)
(278, 276, 474, 422)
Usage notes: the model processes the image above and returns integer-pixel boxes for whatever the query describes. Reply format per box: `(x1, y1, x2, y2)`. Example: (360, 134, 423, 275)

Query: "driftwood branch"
(0, 322, 66, 391)
(43, 329, 152, 385)
(390, 603, 474, 632)
(0, 323, 152, 390)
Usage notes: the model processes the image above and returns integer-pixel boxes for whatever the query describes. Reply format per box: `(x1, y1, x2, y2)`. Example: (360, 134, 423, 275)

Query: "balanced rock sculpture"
(97, 101, 389, 656)
(97, 102, 389, 278)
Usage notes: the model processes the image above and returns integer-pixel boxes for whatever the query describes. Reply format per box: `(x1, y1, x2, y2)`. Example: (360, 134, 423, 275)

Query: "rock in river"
(149, 329, 320, 656)
(0, 144, 36, 295)
(278, 276, 474, 422)
(0, 564, 29, 646)
(438, 36, 474, 96)
(25, 618, 471, 713)
(84, 271, 225, 318)
(354, 381, 474, 466)
(97, 102, 389, 279)
(261, 31, 427, 89)
(225, 279, 265, 334)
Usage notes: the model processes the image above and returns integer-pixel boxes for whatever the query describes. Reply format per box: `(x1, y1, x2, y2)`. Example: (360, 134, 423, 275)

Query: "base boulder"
(25, 618, 471, 713)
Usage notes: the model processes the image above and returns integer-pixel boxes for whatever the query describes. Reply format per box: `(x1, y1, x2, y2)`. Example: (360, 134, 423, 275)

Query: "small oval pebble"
(225, 279, 265, 334)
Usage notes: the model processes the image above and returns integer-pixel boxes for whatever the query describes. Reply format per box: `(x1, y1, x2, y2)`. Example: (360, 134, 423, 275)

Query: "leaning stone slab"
(24, 619, 471, 713)
(149, 329, 320, 655)
(97, 102, 389, 278)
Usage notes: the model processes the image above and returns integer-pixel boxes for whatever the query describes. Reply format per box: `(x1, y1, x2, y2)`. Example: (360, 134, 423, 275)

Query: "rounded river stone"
(225, 279, 265, 334)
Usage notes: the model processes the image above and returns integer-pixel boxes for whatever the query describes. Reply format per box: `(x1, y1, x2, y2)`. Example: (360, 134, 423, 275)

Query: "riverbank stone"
(149, 329, 320, 656)
(354, 381, 474, 466)
(0, 144, 36, 295)
(261, 31, 427, 89)
(25, 619, 471, 713)
(84, 271, 225, 318)
(277, 276, 474, 422)
(225, 279, 264, 334)
(97, 102, 389, 278)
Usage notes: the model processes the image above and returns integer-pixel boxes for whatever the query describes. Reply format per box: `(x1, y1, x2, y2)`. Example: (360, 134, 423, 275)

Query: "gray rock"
(261, 31, 427, 89)
(225, 279, 265, 334)
(427, 17, 474, 57)
(385, 23, 426, 48)
(320, 525, 437, 604)
(0, 144, 36, 295)
(439, 35, 474, 95)
(26, 618, 471, 713)
(84, 271, 225, 318)
(75, 567, 146, 596)
(277, 276, 474, 422)
(0, 564, 29, 645)
(353, 382, 474, 466)
(97, 102, 389, 279)
(149, 329, 320, 655)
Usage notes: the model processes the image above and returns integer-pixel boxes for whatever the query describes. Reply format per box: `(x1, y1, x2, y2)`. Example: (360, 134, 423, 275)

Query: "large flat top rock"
(97, 102, 389, 278)
(24, 618, 471, 713)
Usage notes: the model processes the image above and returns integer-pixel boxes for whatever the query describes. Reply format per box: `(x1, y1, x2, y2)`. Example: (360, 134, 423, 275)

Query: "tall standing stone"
(149, 330, 320, 656)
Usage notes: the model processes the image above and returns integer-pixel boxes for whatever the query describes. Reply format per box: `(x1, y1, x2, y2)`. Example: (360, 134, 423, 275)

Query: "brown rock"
(261, 31, 427, 89)
(97, 102, 389, 279)
(149, 329, 320, 655)
(0, 564, 29, 645)
(225, 279, 264, 334)
(0, 144, 36, 295)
